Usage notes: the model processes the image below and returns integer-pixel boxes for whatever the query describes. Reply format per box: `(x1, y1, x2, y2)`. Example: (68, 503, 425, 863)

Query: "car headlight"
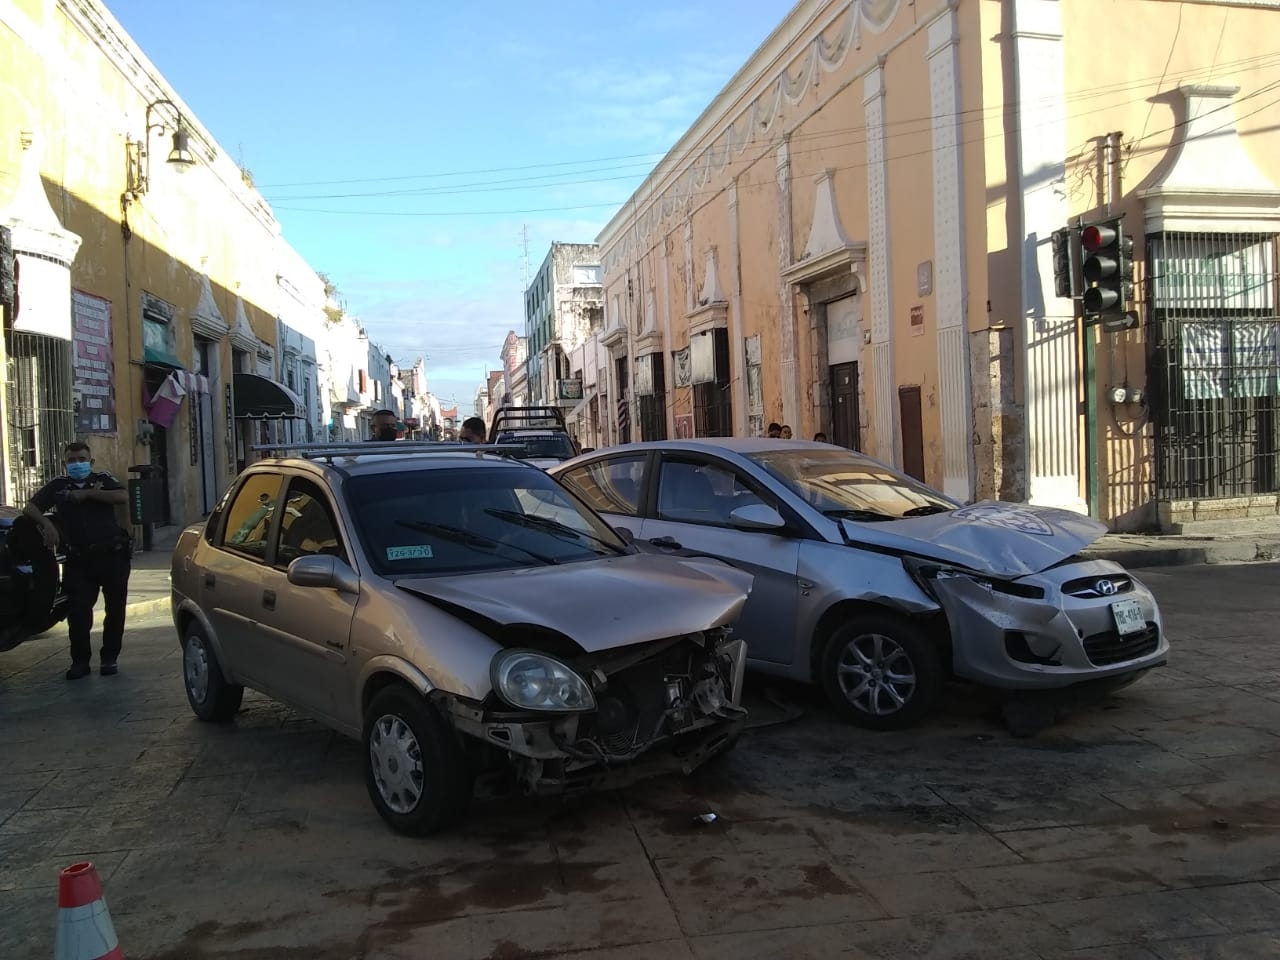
(490, 649, 596, 713)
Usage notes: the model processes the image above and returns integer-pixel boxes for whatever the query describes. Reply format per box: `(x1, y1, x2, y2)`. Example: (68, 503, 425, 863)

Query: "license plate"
(1111, 599, 1146, 636)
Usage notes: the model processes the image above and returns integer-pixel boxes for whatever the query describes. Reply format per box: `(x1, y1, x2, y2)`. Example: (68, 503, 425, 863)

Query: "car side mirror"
(612, 525, 636, 544)
(287, 554, 359, 594)
(728, 504, 787, 532)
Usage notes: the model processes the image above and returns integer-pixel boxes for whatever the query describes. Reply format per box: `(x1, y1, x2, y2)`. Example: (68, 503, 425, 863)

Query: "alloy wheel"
(835, 632, 917, 716)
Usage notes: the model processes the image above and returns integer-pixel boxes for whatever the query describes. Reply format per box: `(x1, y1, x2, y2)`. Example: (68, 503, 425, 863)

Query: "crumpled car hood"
(395, 553, 753, 653)
(840, 500, 1107, 578)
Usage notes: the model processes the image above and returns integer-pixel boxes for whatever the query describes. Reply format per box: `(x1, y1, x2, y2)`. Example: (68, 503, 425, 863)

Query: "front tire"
(820, 613, 943, 731)
(362, 685, 473, 836)
(182, 621, 244, 722)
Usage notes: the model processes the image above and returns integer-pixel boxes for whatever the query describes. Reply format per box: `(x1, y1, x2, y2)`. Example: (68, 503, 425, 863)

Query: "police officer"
(24, 441, 133, 680)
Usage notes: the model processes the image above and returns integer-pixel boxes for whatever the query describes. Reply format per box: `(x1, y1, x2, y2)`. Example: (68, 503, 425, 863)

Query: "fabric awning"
(568, 389, 598, 421)
(233, 372, 306, 419)
(143, 344, 184, 369)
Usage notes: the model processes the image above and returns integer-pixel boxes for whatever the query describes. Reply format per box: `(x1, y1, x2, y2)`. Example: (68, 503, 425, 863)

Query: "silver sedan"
(551, 439, 1168, 731)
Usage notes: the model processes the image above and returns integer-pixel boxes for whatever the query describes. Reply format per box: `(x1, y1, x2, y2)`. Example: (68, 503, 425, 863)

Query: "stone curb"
(123, 597, 171, 620)
(1084, 538, 1280, 570)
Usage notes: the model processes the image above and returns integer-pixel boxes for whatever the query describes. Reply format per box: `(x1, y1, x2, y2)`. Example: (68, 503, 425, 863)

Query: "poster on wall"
(1181, 321, 1280, 400)
(672, 347, 692, 388)
(71, 290, 118, 434)
(675, 414, 694, 439)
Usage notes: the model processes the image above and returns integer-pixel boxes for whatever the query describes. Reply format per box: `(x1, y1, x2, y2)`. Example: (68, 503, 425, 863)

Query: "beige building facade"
(596, 0, 1280, 531)
(2, 0, 320, 530)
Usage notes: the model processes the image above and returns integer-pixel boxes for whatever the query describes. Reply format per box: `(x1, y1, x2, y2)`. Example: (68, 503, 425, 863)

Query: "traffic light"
(0, 225, 13, 316)
(1051, 227, 1077, 299)
(1080, 219, 1133, 319)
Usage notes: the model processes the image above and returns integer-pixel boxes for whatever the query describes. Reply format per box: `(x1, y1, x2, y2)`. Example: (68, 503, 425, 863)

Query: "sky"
(105, 0, 794, 410)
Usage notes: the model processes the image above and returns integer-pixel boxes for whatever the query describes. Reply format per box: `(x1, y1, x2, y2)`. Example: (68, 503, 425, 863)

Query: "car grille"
(1082, 623, 1159, 666)
(1062, 574, 1134, 599)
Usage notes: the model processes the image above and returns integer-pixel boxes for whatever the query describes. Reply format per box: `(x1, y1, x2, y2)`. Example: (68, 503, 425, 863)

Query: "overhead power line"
(268, 80, 1280, 220)
(257, 50, 1280, 195)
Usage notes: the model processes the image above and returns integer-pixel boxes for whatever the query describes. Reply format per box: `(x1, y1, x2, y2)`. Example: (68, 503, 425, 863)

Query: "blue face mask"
(66, 462, 92, 482)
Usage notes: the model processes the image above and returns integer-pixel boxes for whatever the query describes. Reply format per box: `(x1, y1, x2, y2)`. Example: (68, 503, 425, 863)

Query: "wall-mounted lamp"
(125, 98, 197, 197)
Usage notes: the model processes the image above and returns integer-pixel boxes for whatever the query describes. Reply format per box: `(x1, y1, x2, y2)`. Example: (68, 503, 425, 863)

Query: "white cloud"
(554, 54, 743, 146)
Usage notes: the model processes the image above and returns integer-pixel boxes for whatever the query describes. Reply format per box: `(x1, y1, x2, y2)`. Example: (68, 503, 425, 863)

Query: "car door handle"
(204, 573, 216, 589)
(262, 589, 276, 611)
(649, 536, 682, 550)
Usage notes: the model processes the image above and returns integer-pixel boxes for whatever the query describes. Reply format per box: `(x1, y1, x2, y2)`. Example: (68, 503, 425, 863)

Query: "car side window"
(274, 478, 347, 569)
(218, 474, 283, 561)
(558, 456, 646, 517)
(656, 459, 766, 526)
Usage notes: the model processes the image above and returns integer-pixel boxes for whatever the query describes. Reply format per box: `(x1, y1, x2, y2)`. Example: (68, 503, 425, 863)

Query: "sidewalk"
(95, 525, 182, 622)
(1082, 529, 1280, 570)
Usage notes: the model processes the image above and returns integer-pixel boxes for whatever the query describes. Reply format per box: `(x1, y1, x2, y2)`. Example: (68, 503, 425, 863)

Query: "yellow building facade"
(596, 0, 1280, 531)
(1, 0, 311, 529)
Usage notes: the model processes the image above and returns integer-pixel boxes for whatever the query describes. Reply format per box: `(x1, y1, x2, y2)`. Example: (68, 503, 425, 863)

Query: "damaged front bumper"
(906, 557, 1169, 690)
(447, 634, 748, 794)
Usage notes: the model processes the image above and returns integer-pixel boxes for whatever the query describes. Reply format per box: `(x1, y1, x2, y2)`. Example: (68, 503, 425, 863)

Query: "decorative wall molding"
(1139, 84, 1280, 232)
(634, 330, 665, 356)
(688, 246, 729, 336)
(1, 131, 83, 267)
(782, 169, 867, 287)
(190, 258, 229, 342)
(696, 247, 727, 307)
(863, 63, 898, 467)
(229, 287, 260, 354)
(599, 0, 904, 275)
(776, 140, 802, 429)
(927, 6, 974, 502)
(727, 178, 748, 435)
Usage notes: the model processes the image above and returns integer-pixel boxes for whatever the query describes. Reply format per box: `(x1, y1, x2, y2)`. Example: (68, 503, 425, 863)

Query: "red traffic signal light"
(1082, 224, 1116, 253)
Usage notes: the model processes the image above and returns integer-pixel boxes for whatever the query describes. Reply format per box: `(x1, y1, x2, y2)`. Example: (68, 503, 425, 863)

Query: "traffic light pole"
(1073, 217, 1101, 519)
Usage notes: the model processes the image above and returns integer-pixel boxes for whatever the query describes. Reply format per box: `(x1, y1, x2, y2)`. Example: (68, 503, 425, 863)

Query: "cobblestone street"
(2, 563, 1279, 959)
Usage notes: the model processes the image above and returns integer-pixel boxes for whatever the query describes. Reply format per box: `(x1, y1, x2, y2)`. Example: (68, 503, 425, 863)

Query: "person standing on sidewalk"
(23, 442, 133, 680)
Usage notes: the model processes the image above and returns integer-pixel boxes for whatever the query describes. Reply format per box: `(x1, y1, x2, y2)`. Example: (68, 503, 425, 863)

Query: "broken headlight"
(490, 649, 597, 713)
(902, 556, 1045, 601)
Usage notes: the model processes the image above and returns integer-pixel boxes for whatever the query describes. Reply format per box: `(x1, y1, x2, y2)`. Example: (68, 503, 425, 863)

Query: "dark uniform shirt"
(29, 472, 127, 552)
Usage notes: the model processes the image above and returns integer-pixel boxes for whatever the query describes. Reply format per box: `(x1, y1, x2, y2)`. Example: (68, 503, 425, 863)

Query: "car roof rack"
(250, 442, 524, 462)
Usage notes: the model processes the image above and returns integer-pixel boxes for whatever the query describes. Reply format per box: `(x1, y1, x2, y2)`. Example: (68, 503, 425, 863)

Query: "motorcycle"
(0, 506, 68, 653)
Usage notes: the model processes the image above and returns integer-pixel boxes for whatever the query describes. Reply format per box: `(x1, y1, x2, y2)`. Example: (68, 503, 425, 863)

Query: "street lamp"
(125, 98, 198, 197)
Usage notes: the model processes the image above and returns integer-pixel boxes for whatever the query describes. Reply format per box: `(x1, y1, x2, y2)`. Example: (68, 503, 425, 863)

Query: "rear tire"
(819, 613, 943, 731)
(182, 621, 244, 722)
(362, 685, 473, 836)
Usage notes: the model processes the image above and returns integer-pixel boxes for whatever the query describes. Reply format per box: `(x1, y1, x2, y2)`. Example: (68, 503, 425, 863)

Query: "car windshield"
(747, 448, 957, 521)
(498, 434, 577, 461)
(347, 465, 625, 577)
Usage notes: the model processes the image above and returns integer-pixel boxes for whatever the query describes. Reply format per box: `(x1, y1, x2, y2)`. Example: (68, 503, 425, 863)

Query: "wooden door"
(829, 362, 860, 450)
(898, 385, 926, 482)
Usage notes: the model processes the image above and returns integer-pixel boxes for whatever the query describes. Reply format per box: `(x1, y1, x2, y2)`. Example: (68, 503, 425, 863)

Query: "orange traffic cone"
(54, 862, 124, 960)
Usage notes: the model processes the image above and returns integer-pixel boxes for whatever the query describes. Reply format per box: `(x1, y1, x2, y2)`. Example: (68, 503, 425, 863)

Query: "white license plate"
(1111, 599, 1146, 636)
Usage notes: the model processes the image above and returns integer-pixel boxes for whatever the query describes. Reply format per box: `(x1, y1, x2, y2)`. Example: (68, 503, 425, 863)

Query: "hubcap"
(369, 714, 425, 815)
(184, 635, 210, 704)
(836, 632, 917, 716)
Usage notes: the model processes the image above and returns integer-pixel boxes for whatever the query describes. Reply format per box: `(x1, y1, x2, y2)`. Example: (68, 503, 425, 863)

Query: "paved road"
(2, 564, 1279, 959)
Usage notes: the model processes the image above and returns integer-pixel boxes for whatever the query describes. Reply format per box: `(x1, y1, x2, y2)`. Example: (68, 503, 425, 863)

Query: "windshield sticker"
(951, 503, 1054, 536)
(386, 545, 434, 561)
